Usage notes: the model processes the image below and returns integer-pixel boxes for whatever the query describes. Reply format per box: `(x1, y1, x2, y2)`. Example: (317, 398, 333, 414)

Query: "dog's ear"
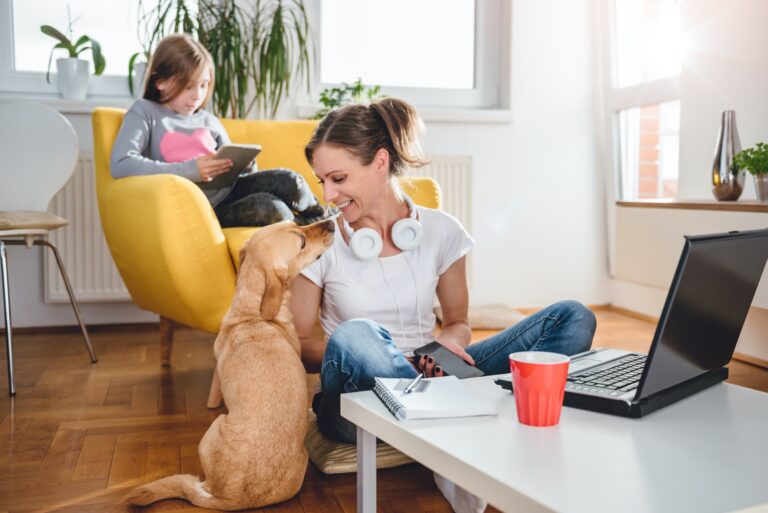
(260, 267, 288, 320)
(238, 245, 247, 269)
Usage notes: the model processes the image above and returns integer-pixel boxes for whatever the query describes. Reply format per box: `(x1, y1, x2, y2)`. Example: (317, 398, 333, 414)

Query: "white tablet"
(199, 144, 262, 189)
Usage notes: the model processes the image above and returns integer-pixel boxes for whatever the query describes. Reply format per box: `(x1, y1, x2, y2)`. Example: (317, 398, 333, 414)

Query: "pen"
(403, 373, 424, 395)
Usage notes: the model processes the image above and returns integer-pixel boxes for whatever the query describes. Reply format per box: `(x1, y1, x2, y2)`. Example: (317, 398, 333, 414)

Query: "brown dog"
(127, 218, 335, 510)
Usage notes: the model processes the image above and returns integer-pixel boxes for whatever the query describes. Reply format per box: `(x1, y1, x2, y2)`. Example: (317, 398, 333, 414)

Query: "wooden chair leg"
(159, 316, 175, 367)
(207, 367, 223, 408)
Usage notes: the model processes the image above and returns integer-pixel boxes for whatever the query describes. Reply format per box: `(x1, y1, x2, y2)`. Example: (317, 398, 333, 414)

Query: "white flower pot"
(56, 58, 89, 100)
(132, 61, 147, 98)
(754, 175, 768, 203)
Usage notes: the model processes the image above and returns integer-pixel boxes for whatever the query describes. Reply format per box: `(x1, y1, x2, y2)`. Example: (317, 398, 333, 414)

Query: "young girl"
(110, 34, 325, 227)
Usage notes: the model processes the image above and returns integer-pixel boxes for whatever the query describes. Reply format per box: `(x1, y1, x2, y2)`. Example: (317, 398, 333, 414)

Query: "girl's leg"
(214, 192, 294, 228)
(230, 169, 325, 223)
(466, 300, 596, 375)
(314, 318, 418, 443)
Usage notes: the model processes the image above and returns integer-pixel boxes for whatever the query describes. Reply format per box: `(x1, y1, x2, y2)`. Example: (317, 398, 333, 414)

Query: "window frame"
(1, 0, 513, 115)
(596, 0, 682, 276)
(305, 0, 511, 111)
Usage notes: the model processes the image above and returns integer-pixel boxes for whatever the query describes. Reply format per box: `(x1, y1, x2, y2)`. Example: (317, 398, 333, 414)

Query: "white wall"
(677, 0, 768, 200)
(430, 0, 608, 308)
(3, 0, 609, 328)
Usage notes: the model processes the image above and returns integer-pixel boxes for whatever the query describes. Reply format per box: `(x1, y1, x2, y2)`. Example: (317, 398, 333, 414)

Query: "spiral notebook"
(372, 376, 497, 421)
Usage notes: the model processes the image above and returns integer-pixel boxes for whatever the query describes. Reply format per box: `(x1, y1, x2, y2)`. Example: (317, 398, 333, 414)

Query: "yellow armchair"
(91, 108, 441, 364)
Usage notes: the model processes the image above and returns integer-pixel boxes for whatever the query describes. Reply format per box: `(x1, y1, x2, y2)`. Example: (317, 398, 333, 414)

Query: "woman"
(290, 98, 596, 510)
(291, 96, 597, 435)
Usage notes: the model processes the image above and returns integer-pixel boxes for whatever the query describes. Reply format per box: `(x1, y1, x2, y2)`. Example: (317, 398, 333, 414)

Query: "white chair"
(0, 102, 97, 396)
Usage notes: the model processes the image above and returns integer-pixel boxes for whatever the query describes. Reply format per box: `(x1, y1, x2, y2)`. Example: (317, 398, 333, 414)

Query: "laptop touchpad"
(570, 358, 604, 373)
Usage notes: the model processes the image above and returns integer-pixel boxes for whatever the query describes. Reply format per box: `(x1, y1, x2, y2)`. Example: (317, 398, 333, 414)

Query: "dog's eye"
(300, 235, 306, 249)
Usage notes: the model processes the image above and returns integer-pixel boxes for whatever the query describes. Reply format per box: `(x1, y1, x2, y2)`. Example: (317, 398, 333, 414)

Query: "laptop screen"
(638, 229, 768, 399)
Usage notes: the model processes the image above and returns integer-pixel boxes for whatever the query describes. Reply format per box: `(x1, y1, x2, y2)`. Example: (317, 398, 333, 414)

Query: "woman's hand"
(414, 340, 476, 378)
(196, 155, 232, 182)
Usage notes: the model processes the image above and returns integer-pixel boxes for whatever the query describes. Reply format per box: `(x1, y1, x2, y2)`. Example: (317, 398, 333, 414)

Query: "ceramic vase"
(56, 58, 89, 100)
(132, 61, 147, 98)
(711, 110, 744, 201)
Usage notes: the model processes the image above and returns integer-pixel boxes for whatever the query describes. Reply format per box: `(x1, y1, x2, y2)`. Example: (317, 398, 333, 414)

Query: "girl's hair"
(143, 34, 215, 106)
(305, 98, 428, 177)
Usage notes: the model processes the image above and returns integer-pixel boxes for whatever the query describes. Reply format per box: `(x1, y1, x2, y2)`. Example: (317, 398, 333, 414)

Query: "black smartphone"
(413, 341, 485, 379)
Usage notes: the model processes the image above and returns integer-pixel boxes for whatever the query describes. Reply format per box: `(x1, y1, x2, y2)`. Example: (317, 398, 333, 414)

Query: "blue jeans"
(313, 300, 597, 443)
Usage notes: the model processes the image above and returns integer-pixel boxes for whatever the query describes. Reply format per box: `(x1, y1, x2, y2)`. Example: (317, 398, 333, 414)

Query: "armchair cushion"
(223, 227, 259, 270)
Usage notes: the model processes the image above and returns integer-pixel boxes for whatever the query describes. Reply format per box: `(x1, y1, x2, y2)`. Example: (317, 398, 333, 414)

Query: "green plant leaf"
(128, 52, 140, 96)
(734, 143, 768, 175)
(88, 37, 105, 75)
(312, 78, 384, 119)
(40, 25, 73, 49)
(45, 42, 71, 84)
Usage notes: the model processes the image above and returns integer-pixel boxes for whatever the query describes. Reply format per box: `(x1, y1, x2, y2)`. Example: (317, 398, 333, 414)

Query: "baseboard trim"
(7, 322, 162, 335)
(732, 352, 768, 370)
(605, 305, 659, 323)
(517, 303, 611, 315)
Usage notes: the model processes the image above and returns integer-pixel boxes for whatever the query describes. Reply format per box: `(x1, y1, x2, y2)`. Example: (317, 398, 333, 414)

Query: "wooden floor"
(1, 310, 766, 513)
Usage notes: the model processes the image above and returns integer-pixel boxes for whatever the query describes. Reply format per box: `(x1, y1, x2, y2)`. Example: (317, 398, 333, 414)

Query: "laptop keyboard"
(567, 354, 646, 396)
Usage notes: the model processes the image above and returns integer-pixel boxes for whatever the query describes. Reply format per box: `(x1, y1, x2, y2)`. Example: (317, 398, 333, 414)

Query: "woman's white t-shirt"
(301, 206, 474, 355)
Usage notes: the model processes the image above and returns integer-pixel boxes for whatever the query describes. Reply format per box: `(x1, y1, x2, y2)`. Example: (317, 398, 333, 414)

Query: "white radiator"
(45, 155, 131, 303)
(414, 156, 473, 236)
(44, 155, 474, 303)
(413, 156, 474, 286)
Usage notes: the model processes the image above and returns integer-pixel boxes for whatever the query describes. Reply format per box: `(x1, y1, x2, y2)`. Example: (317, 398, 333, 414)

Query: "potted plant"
(129, 0, 198, 97)
(133, 0, 312, 119)
(734, 142, 768, 202)
(312, 78, 383, 119)
(41, 9, 105, 100)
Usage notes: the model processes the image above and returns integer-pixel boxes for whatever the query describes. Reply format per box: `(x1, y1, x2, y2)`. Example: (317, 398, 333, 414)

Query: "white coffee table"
(341, 375, 768, 513)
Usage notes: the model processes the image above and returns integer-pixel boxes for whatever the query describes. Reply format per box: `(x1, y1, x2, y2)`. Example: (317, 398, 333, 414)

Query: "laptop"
(496, 228, 768, 418)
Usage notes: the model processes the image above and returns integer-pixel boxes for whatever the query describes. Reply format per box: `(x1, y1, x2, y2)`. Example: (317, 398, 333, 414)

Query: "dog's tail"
(125, 474, 237, 510)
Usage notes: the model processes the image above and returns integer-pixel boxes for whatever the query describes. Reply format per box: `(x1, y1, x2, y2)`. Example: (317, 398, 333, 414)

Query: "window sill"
(617, 199, 768, 213)
(296, 103, 513, 124)
(3, 93, 516, 123)
(0, 92, 133, 114)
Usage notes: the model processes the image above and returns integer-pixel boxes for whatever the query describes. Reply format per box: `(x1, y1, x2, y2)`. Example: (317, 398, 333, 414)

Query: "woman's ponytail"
(306, 97, 428, 177)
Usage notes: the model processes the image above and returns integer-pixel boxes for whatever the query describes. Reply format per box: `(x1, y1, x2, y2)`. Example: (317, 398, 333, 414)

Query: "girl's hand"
(196, 155, 232, 182)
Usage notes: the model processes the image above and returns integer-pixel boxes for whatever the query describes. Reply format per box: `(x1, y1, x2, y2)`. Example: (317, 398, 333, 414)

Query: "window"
(321, 0, 474, 90)
(613, 0, 682, 88)
(608, 0, 683, 200)
(315, 0, 508, 109)
(0, 0, 144, 99)
(618, 100, 680, 199)
(12, 1, 138, 76)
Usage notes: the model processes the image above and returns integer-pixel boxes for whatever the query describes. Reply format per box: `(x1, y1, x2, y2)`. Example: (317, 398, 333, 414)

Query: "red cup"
(509, 352, 570, 427)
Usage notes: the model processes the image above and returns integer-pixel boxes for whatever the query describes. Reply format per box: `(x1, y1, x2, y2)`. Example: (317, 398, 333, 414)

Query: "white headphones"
(342, 195, 424, 260)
